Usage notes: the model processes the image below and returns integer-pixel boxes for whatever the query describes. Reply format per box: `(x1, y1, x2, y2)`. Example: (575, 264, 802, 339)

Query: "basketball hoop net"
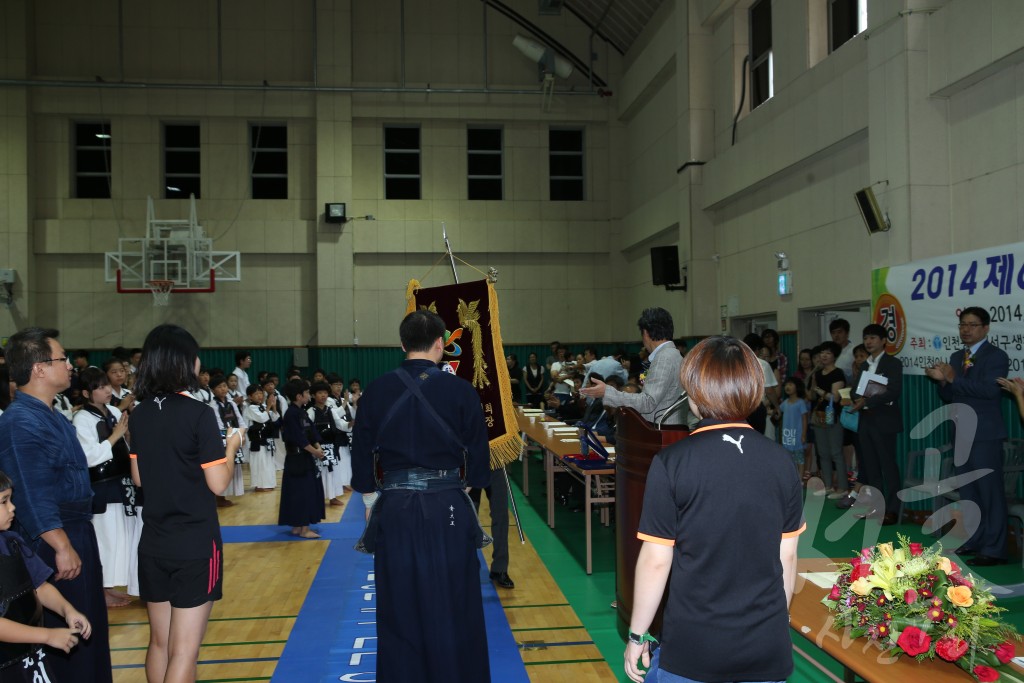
(146, 280, 174, 306)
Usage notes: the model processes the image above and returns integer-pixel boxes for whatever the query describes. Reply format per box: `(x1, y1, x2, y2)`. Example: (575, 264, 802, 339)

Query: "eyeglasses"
(958, 323, 984, 329)
(38, 356, 69, 365)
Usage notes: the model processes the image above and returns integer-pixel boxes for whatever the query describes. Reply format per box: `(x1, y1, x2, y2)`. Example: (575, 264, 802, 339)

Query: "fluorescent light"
(95, 133, 111, 139)
(166, 186, 181, 192)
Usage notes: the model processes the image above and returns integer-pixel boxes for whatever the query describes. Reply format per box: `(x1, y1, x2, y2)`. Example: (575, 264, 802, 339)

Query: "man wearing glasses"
(925, 307, 1009, 567)
(0, 327, 112, 682)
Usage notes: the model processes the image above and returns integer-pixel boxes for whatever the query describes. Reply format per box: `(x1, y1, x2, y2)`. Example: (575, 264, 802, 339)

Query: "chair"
(897, 443, 954, 524)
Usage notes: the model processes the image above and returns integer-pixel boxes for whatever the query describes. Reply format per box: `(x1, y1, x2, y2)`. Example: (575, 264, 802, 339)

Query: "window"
(74, 121, 112, 199)
(250, 123, 287, 199)
(749, 0, 773, 109)
(384, 125, 421, 200)
(164, 123, 201, 199)
(829, 0, 867, 53)
(467, 126, 503, 200)
(548, 127, 584, 201)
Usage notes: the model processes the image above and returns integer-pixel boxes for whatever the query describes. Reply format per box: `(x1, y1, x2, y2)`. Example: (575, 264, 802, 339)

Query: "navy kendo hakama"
(278, 404, 326, 528)
(353, 359, 493, 683)
(374, 487, 490, 683)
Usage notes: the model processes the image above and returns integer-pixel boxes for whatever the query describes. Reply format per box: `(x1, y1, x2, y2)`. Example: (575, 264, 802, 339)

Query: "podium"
(614, 407, 688, 635)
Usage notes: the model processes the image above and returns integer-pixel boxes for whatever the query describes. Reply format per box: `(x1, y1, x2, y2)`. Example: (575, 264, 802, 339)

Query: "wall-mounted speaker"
(651, 246, 680, 286)
(855, 187, 890, 234)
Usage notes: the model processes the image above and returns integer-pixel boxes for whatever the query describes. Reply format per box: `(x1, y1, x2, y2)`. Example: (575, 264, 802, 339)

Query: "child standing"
(278, 379, 325, 539)
(307, 385, 348, 507)
(71, 367, 141, 608)
(244, 384, 280, 492)
(190, 368, 214, 407)
(226, 374, 245, 410)
(211, 375, 246, 506)
(0, 471, 92, 683)
(779, 377, 809, 477)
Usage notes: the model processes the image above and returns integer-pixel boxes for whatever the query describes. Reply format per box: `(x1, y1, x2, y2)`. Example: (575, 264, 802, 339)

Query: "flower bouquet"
(822, 536, 1021, 681)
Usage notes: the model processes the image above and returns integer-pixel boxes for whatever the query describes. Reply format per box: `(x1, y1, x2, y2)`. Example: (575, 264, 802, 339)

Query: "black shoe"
(834, 494, 857, 510)
(881, 513, 899, 526)
(967, 555, 1007, 567)
(490, 572, 515, 589)
(954, 546, 978, 556)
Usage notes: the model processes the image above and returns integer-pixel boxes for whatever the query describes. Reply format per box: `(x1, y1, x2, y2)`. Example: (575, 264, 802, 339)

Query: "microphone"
(655, 391, 689, 430)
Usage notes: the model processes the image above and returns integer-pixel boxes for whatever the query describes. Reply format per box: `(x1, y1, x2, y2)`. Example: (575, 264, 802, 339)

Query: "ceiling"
(564, 0, 667, 55)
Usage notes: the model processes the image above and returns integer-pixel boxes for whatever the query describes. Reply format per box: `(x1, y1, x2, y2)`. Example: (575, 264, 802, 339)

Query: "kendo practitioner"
(352, 310, 492, 683)
(0, 328, 112, 683)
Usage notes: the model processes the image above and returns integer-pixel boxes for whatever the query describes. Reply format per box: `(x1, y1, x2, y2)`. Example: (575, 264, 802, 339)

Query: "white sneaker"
(827, 489, 848, 499)
(812, 487, 829, 497)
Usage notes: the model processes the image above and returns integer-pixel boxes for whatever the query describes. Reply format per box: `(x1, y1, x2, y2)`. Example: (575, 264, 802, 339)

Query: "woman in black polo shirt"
(129, 325, 242, 683)
(624, 336, 805, 683)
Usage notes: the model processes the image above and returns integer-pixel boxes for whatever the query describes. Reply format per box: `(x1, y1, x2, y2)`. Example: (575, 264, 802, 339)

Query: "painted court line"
(270, 500, 530, 683)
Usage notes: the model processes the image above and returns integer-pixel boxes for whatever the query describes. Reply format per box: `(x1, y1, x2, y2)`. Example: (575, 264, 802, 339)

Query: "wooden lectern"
(614, 407, 688, 636)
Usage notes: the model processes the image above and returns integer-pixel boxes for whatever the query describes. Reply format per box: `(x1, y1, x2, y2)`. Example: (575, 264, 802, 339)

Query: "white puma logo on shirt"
(722, 434, 744, 453)
(153, 396, 166, 411)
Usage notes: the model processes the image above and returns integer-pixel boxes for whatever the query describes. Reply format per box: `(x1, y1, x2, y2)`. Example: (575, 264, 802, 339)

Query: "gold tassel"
(405, 279, 420, 314)
(485, 281, 525, 469)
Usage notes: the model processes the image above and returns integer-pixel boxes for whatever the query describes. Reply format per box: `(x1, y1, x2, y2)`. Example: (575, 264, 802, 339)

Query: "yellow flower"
(851, 577, 873, 596)
(936, 556, 953, 574)
(947, 585, 974, 608)
(878, 542, 894, 559)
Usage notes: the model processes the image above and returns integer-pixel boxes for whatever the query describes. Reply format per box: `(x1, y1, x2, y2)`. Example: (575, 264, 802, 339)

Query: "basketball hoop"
(146, 280, 174, 306)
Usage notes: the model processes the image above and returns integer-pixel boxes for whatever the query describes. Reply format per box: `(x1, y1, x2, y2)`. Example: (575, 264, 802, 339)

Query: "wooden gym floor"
(107, 466, 620, 683)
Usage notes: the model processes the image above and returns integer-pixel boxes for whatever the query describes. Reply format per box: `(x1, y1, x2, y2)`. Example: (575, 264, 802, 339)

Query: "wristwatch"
(627, 631, 658, 646)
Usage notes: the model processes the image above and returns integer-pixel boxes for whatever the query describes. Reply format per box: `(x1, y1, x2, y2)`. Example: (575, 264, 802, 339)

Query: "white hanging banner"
(870, 241, 1024, 376)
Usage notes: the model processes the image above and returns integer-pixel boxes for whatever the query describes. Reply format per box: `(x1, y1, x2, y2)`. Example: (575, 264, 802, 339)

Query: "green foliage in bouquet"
(822, 535, 1021, 682)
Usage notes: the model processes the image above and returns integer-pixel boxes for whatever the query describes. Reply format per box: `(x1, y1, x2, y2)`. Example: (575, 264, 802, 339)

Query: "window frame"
(383, 124, 422, 200)
(163, 122, 201, 199)
(73, 121, 112, 199)
(249, 122, 288, 200)
(828, 0, 867, 53)
(748, 0, 773, 110)
(548, 126, 585, 202)
(466, 125, 504, 201)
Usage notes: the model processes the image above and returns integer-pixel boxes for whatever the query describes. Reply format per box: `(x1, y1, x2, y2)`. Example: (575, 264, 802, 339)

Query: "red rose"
(935, 637, 968, 662)
(995, 641, 1015, 664)
(896, 626, 931, 656)
(904, 589, 918, 605)
(851, 563, 871, 580)
(829, 585, 841, 600)
(851, 556, 863, 568)
(909, 542, 924, 556)
(973, 665, 999, 682)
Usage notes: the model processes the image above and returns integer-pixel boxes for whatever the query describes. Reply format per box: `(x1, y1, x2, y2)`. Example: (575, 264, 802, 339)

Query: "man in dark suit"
(925, 306, 1009, 566)
(848, 324, 903, 526)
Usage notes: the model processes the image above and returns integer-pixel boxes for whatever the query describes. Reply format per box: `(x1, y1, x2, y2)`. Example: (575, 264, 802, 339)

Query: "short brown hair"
(680, 336, 764, 420)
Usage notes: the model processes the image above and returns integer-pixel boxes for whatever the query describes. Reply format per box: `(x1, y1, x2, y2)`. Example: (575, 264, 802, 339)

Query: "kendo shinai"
(352, 310, 492, 683)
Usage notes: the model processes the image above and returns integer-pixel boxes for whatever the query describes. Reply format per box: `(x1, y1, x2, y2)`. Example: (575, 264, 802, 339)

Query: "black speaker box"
(855, 187, 889, 234)
(651, 246, 680, 286)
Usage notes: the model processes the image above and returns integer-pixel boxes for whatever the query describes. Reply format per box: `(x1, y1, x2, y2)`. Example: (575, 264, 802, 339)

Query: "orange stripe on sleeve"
(636, 532, 675, 547)
(782, 522, 807, 539)
(201, 457, 227, 470)
(129, 452, 137, 459)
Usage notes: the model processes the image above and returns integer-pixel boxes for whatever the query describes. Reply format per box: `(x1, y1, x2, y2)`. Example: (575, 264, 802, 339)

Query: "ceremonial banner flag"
(871, 240, 1024, 375)
(406, 278, 523, 469)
